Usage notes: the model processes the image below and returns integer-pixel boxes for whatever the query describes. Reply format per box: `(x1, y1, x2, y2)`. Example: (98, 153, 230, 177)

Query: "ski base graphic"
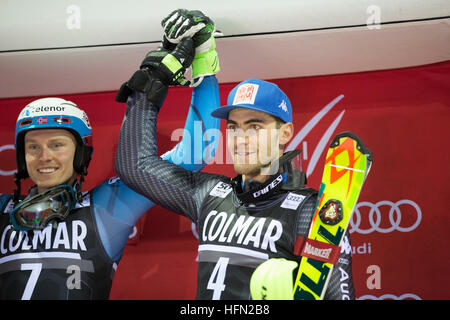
(293, 131, 373, 300)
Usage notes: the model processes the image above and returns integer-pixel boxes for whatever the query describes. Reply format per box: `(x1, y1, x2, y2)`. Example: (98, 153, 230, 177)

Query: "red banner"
(0, 61, 449, 300)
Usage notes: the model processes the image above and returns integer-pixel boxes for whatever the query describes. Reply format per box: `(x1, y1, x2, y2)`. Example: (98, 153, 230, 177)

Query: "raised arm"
(115, 89, 222, 222)
(93, 9, 223, 261)
(160, 75, 221, 172)
(114, 36, 225, 222)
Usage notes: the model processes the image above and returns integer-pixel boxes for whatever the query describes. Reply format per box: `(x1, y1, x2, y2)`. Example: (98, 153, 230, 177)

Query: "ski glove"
(250, 258, 298, 300)
(162, 9, 220, 84)
(115, 37, 194, 106)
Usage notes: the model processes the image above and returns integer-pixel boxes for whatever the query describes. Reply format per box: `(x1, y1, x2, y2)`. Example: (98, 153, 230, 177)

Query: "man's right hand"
(115, 37, 194, 106)
(140, 36, 194, 86)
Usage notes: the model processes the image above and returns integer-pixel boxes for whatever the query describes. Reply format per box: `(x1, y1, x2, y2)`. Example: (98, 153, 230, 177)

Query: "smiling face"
(24, 129, 78, 193)
(226, 108, 294, 182)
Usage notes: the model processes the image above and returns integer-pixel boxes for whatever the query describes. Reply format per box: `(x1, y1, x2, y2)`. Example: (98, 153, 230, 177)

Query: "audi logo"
(358, 293, 421, 300)
(0, 145, 16, 176)
(349, 200, 422, 234)
(128, 226, 137, 239)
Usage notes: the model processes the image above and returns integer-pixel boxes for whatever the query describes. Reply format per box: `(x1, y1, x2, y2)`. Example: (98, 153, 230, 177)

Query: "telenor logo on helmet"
(233, 84, 259, 105)
(34, 106, 66, 113)
(19, 105, 66, 118)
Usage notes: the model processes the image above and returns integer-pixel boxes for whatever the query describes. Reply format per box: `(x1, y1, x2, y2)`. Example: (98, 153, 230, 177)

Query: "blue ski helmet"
(15, 97, 93, 180)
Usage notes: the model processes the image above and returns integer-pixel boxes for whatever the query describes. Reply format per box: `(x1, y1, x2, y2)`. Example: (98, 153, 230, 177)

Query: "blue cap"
(211, 79, 292, 123)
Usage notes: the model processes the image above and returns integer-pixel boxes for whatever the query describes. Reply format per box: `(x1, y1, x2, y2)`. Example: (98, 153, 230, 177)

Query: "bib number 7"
(21, 263, 42, 300)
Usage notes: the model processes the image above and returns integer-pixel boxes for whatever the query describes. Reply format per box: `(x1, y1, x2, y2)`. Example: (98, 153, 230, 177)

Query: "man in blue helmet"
(0, 9, 220, 299)
(115, 69, 355, 297)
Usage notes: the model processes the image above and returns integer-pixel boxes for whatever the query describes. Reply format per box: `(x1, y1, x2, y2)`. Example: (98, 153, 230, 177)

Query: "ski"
(293, 131, 373, 300)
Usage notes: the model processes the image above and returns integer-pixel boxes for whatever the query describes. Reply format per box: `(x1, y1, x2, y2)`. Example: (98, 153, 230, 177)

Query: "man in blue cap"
(116, 76, 355, 300)
(212, 79, 295, 181)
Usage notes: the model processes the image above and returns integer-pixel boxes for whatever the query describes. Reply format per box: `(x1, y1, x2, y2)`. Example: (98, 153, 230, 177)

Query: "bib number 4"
(207, 257, 229, 300)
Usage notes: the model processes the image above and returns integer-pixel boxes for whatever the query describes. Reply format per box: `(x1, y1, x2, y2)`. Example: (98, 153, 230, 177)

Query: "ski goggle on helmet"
(15, 97, 93, 180)
(10, 184, 76, 231)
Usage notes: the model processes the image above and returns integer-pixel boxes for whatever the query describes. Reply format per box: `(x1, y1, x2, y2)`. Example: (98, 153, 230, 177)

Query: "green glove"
(161, 9, 220, 83)
(115, 37, 194, 106)
(140, 38, 194, 86)
(250, 258, 298, 300)
(191, 36, 219, 80)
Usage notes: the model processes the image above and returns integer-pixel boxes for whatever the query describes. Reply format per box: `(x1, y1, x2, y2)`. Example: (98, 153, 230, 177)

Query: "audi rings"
(349, 200, 422, 234)
(0, 145, 16, 176)
(358, 293, 421, 300)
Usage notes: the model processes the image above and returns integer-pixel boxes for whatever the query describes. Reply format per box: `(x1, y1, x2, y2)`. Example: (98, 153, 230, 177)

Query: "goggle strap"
(13, 172, 22, 207)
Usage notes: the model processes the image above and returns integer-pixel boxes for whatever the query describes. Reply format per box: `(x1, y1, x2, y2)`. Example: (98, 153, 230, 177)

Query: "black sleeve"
(297, 196, 356, 300)
(114, 91, 223, 222)
(323, 232, 355, 300)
